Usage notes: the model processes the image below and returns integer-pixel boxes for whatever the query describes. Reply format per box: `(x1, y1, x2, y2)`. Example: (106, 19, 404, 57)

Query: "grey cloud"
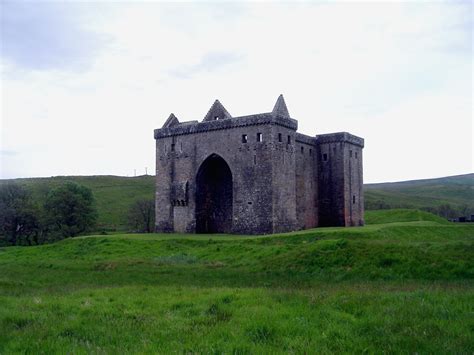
(169, 52, 244, 79)
(1, 2, 109, 71)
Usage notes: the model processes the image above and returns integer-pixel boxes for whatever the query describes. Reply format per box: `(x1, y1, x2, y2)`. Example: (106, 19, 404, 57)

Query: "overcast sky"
(1, 1, 472, 183)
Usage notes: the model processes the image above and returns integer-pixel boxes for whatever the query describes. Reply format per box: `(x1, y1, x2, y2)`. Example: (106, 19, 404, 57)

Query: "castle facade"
(154, 95, 364, 234)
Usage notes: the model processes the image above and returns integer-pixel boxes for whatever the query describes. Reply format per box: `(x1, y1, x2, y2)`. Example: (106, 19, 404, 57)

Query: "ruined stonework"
(154, 95, 364, 234)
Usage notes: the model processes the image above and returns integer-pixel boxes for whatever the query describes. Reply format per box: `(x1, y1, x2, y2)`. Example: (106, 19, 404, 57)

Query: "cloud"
(0, 2, 471, 182)
(1, 2, 109, 71)
(169, 51, 244, 79)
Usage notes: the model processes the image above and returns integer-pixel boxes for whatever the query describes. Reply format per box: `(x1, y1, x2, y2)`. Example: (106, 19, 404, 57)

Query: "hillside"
(0, 213, 473, 353)
(0, 175, 155, 230)
(2, 173, 472, 231)
(365, 173, 474, 217)
(364, 209, 451, 225)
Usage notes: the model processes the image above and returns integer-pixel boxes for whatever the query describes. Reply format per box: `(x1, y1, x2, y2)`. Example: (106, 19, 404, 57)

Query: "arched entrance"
(195, 154, 233, 233)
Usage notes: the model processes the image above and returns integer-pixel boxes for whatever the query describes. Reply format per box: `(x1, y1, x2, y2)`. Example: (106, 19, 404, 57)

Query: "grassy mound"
(1, 221, 473, 352)
(365, 209, 451, 225)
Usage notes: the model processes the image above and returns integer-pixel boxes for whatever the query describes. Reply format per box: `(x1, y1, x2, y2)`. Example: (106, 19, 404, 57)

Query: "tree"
(0, 183, 40, 246)
(127, 199, 155, 233)
(437, 203, 457, 219)
(44, 182, 97, 238)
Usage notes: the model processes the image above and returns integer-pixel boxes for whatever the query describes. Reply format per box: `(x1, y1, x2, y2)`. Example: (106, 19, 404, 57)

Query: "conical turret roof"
(272, 94, 290, 118)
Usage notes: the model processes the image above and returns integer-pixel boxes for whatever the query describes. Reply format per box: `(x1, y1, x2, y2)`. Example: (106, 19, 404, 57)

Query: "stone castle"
(154, 95, 364, 234)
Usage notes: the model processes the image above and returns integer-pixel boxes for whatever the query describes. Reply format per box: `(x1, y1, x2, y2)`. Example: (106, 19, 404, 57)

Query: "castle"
(154, 95, 364, 234)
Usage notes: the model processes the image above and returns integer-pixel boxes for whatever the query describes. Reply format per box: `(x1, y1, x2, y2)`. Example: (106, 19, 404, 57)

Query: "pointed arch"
(195, 154, 233, 233)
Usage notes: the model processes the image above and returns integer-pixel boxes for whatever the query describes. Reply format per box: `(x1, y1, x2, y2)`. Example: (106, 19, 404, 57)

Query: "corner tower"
(316, 133, 364, 226)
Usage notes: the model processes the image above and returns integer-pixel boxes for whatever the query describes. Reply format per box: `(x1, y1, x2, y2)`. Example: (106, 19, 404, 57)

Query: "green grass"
(365, 173, 474, 214)
(1, 211, 473, 353)
(365, 209, 451, 225)
(0, 175, 155, 231)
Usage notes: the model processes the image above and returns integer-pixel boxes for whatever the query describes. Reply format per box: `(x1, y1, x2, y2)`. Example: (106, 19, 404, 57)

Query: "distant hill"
(2, 173, 472, 231)
(365, 174, 474, 218)
(0, 175, 155, 230)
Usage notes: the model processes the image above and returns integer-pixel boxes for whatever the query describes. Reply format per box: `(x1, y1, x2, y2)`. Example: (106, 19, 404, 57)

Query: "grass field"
(1, 210, 473, 353)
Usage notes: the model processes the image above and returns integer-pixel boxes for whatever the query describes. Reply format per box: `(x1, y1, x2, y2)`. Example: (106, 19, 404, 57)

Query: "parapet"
(154, 114, 298, 139)
(154, 96, 298, 140)
(295, 133, 317, 146)
(316, 132, 364, 148)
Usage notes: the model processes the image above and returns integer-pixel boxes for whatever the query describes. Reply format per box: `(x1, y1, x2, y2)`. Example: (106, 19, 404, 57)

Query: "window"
(309, 149, 312, 156)
(214, 115, 219, 120)
(353, 195, 356, 204)
(254, 155, 257, 165)
(257, 133, 262, 142)
(278, 133, 282, 142)
(171, 143, 175, 152)
(301, 146, 304, 153)
(242, 134, 248, 143)
(350, 150, 353, 158)
(355, 152, 358, 159)
(323, 153, 328, 161)
(287, 135, 291, 144)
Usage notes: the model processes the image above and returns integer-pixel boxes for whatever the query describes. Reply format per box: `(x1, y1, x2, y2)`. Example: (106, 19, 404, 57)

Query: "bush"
(44, 182, 98, 238)
(0, 183, 40, 245)
(127, 199, 155, 233)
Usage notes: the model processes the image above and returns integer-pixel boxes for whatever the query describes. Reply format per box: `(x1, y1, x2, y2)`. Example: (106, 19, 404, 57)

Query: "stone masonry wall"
(295, 134, 318, 230)
(316, 133, 364, 227)
(155, 114, 300, 234)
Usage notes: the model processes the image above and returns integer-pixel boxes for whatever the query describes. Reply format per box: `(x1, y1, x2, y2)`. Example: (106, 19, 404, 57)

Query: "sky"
(0, 1, 472, 183)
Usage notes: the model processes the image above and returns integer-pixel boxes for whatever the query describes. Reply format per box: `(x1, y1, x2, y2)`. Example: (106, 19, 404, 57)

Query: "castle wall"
(316, 133, 364, 227)
(343, 144, 364, 226)
(270, 126, 298, 233)
(295, 134, 318, 230)
(156, 121, 287, 234)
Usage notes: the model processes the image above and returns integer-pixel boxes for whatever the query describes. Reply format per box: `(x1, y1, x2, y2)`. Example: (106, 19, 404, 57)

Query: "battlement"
(316, 132, 364, 148)
(295, 133, 316, 146)
(154, 113, 298, 139)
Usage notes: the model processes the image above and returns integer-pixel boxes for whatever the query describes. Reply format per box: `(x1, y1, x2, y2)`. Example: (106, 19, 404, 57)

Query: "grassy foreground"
(0, 212, 473, 353)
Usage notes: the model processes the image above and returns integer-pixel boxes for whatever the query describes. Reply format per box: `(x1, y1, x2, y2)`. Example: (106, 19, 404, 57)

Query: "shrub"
(44, 182, 97, 239)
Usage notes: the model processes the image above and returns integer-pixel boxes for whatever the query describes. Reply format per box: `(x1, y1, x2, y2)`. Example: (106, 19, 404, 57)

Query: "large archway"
(195, 154, 233, 233)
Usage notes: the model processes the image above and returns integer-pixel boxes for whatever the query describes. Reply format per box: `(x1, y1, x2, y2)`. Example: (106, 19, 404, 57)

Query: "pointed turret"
(272, 94, 290, 118)
(162, 113, 179, 128)
(203, 100, 232, 122)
